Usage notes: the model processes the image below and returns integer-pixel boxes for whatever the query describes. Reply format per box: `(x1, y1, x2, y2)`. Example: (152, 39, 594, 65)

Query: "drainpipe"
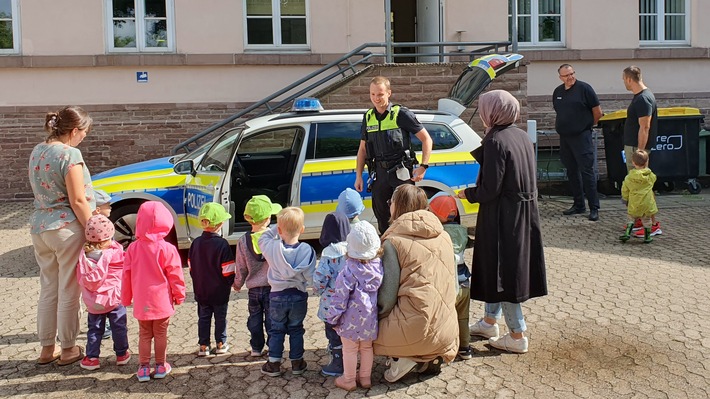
(385, 0, 393, 63)
(511, 0, 518, 52)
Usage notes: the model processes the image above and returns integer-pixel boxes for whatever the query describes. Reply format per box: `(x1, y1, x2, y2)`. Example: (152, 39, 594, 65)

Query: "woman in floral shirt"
(29, 106, 95, 366)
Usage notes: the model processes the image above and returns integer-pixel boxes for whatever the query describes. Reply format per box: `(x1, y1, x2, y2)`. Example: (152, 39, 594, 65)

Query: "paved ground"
(1, 193, 709, 399)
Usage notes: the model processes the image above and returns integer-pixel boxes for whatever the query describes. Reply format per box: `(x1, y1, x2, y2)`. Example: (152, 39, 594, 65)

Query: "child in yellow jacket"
(620, 150, 658, 243)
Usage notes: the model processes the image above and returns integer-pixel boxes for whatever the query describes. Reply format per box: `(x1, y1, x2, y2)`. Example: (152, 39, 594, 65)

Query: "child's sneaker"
(136, 364, 151, 382)
(197, 345, 211, 357)
(80, 356, 100, 370)
(631, 218, 644, 231)
(261, 360, 282, 377)
(250, 348, 264, 357)
(153, 362, 172, 379)
(291, 358, 307, 375)
(214, 342, 230, 354)
(633, 222, 662, 238)
(458, 346, 473, 360)
(116, 350, 131, 366)
(469, 319, 499, 339)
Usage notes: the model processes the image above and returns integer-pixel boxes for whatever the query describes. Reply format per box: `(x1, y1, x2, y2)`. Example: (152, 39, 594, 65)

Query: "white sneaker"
(488, 333, 528, 354)
(250, 349, 264, 357)
(469, 319, 499, 339)
(383, 357, 418, 382)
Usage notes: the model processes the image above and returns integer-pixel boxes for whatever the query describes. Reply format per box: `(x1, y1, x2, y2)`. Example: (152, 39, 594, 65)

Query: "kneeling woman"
(374, 185, 459, 382)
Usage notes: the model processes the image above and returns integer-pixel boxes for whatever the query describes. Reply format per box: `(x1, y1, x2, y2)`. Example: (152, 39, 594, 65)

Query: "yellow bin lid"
(599, 107, 702, 121)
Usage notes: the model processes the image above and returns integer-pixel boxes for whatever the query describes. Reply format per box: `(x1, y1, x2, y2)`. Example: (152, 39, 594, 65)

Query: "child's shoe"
(214, 342, 230, 354)
(619, 222, 633, 242)
(643, 227, 653, 243)
(261, 360, 282, 377)
(320, 347, 343, 376)
(250, 348, 264, 357)
(153, 362, 172, 379)
(334, 376, 357, 391)
(116, 350, 131, 366)
(197, 345, 211, 357)
(633, 222, 662, 238)
(458, 346, 473, 360)
(357, 374, 372, 389)
(291, 358, 307, 375)
(136, 364, 151, 382)
(80, 356, 100, 370)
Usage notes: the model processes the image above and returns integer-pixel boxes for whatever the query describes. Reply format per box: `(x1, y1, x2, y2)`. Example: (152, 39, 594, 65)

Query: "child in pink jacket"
(76, 214, 130, 371)
(122, 201, 186, 382)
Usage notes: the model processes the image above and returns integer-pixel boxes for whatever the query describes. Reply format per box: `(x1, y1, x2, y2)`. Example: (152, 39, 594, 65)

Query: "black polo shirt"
(552, 80, 600, 136)
(623, 89, 658, 149)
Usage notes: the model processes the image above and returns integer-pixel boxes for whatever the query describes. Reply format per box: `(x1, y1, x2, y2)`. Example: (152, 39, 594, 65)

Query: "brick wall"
(1, 62, 529, 201)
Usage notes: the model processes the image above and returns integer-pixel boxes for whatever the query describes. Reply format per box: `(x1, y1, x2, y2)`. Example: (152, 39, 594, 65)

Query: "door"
(416, 0, 441, 62)
(183, 128, 242, 240)
(391, 0, 442, 63)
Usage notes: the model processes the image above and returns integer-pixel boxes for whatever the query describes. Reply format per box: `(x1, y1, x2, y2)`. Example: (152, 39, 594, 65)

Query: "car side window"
(310, 122, 362, 159)
(412, 123, 461, 151)
(196, 128, 241, 172)
(238, 127, 300, 154)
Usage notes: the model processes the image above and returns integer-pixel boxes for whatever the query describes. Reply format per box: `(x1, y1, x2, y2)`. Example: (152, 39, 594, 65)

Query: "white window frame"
(0, 0, 20, 54)
(508, 0, 565, 48)
(105, 0, 175, 53)
(639, 0, 689, 46)
(243, 0, 310, 51)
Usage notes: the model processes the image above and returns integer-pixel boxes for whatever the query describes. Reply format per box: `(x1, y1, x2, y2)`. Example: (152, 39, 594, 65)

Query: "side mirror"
(173, 159, 195, 175)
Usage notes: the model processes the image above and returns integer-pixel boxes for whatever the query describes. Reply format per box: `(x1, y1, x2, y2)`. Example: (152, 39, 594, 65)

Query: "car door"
(183, 127, 242, 240)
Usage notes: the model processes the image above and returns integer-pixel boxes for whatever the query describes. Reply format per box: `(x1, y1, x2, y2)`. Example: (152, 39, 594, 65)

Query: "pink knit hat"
(85, 214, 115, 242)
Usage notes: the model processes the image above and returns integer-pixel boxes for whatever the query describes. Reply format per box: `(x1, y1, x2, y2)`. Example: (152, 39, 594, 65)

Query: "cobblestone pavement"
(1, 194, 709, 399)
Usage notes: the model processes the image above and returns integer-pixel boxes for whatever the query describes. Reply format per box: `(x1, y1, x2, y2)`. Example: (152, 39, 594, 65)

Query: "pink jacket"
(122, 201, 186, 320)
(76, 240, 125, 314)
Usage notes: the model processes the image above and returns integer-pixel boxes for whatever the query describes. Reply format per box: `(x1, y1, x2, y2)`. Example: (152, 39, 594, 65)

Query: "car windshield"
(173, 125, 246, 163)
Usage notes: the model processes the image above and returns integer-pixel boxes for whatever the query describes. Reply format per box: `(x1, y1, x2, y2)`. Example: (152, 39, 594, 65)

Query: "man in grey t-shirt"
(622, 65, 658, 171)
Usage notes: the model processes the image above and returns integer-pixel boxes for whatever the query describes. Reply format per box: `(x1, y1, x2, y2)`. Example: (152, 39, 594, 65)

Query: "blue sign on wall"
(137, 71, 148, 83)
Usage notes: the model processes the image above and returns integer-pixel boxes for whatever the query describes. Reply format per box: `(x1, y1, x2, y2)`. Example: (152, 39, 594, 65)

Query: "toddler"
(122, 201, 186, 382)
(188, 202, 235, 356)
(93, 189, 114, 339)
(233, 195, 282, 357)
(259, 207, 316, 377)
(620, 150, 658, 243)
(313, 211, 351, 376)
(76, 214, 130, 370)
(326, 221, 383, 391)
(336, 188, 365, 225)
(429, 194, 472, 359)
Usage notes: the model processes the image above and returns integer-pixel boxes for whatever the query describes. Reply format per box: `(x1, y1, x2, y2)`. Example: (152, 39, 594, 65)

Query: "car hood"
(92, 156, 186, 193)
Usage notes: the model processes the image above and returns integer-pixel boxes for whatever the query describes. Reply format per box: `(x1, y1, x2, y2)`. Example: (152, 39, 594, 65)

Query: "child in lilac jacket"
(325, 221, 383, 391)
(76, 214, 130, 370)
(122, 201, 186, 382)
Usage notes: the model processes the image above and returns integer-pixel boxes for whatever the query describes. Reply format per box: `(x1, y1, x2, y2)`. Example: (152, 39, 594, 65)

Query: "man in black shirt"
(553, 64, 603, 221)
(622, 66, 658, 170)
(354, 76, 432, 234)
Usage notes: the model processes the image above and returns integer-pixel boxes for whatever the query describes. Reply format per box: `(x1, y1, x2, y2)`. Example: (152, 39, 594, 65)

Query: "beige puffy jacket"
(374, 210, 459, 363)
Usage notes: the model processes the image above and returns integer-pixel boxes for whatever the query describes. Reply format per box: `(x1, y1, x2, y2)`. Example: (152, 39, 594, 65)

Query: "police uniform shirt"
(552, 80, 600, 136)
(359, 104, 424, 146)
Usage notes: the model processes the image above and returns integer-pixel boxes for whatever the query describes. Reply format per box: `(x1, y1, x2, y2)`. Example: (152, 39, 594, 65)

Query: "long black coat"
(463, 125, 547, 303)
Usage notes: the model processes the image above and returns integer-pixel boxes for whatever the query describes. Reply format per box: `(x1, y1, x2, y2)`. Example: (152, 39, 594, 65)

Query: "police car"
(93, 53, 523, 248)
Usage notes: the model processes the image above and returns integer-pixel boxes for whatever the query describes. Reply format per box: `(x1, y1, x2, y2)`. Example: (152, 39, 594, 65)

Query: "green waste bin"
(700, 129, 710, 176)
(599, 107, 705, 194)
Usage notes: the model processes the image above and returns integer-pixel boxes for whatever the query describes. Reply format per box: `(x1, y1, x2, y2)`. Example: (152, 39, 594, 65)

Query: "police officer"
(354, 76, 433, 234)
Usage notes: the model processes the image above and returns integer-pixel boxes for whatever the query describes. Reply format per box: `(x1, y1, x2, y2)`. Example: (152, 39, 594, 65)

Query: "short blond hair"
(370, 76, 391, 90)
(277, 207, 305, 238)
(632, 149, 649, 167)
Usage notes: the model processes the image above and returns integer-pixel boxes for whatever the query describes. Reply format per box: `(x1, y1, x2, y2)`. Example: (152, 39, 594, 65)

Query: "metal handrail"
(171, 40, 511, 155)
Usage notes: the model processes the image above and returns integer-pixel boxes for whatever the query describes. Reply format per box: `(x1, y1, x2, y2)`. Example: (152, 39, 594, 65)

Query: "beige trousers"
(31, 221, 84, 348)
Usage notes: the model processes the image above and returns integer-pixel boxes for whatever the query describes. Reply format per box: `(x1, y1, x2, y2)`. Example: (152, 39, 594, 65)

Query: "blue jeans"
(484, 302, 527, 334)
(197, 302, 229, 346)
(267, 292, 307, 361)
(247, 286, 271, 352)
(324, 322, 342, 349)
(86, 305, 129, 358)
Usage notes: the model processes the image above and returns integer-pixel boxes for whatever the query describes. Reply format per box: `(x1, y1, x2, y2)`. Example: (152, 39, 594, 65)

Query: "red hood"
(135, 201, 174, 242)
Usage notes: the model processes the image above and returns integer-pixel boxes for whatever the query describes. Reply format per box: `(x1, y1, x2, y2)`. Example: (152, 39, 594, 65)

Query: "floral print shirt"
(29, 142, 95, 234)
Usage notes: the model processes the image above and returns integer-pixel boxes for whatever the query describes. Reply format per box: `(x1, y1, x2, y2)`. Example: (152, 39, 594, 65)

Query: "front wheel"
(110, 203, 141, 249)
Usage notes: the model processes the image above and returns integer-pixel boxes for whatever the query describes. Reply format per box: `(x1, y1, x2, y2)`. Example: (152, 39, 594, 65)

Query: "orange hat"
(429, 195, 458, 223)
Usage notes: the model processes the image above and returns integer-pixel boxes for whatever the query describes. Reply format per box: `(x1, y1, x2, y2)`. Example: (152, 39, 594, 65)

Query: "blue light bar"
(291, 97, 324, 112)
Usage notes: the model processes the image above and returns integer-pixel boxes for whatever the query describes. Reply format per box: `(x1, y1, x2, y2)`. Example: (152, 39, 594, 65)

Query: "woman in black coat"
(458, 89, 547, 354)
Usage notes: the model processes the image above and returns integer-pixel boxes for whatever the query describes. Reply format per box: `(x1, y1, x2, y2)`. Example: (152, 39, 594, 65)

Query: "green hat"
(244, 195, 282, 222)
(199, 202, 232, 226)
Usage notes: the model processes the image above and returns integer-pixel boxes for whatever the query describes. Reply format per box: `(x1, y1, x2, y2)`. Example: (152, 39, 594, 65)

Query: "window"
(508, 0, 564, 46)
(106, 0, 175, 52)
(307, 122, 461, 160)
(0, 0, 18, 54)
(640, 0, 688, 44)
(245, 0, 308, 48)
(197, 129, 241, 173)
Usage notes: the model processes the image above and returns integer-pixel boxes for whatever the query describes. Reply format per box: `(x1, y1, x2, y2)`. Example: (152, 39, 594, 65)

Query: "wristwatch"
(420, 164, 429, 169)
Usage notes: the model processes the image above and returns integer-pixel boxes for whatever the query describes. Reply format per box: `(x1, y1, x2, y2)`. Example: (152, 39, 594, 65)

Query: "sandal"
(37, 350, 61, 365)
(57, 346, 84, 366)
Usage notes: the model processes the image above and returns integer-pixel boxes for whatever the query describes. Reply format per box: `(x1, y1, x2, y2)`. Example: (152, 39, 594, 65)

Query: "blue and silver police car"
(93, 53, 523, 248)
